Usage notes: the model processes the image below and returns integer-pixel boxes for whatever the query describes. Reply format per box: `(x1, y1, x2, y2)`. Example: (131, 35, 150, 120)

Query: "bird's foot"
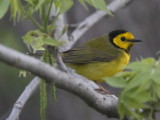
(95, 83, 110, 94)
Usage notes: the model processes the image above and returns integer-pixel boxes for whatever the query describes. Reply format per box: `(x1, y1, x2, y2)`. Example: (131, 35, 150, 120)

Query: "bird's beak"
(126, 39, 142, 42)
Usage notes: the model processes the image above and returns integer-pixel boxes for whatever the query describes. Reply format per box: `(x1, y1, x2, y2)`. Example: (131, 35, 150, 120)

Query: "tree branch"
(5, 0, 136, 119)
(0, 44, 118, 118)
(6, 77, 40, 120)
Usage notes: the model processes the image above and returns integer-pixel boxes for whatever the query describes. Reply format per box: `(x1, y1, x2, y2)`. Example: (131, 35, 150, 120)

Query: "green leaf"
(123, 72, 151, 93)
(113, 57, 160, 119)
(43, 37, 59, 46)
(117, 71, 134, 78)
(118, 101, 125, 120)
(23, 31, 44, 52)
(142, 57, 155, 65)
(0, 0, 9, 19)
(152, 65, 160, 85)
(126, 58, 155, 71)
(131, 90, 152, 103)
(104, 71, 134, 88)
(85, 0, 111, 15)
(10, 0, 24, 22)
(54, 0, 73, 15)
(118, 100, 143, 120)
(104, 76, 126, 88)
(133, 73, 151, 93)
(152, 82, 160, 99)
(125, 97, 145, 109)
(35, 0, 46, 11)
(22, 30, 59, 53)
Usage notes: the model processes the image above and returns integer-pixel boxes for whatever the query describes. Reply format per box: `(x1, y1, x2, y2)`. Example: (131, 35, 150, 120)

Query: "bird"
(62, 30, 141, 84)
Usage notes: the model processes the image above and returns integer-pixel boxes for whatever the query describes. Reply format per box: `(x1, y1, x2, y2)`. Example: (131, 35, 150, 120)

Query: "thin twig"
(54, 14, 70, 71)
(6, 77, 40, 120)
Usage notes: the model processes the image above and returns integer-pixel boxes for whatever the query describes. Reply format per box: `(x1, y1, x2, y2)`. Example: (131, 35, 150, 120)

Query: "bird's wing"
(62, 46, 119, 64)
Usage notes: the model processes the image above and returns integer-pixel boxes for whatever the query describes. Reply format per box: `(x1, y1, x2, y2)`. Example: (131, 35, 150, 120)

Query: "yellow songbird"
(62, 30, 141, 82)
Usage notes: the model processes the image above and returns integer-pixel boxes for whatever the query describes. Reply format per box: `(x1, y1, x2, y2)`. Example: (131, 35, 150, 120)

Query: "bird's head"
(109, 30, 141, 52)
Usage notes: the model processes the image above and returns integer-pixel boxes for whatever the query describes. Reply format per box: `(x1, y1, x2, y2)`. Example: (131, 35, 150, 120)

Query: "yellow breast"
(67, 50, 130, 82)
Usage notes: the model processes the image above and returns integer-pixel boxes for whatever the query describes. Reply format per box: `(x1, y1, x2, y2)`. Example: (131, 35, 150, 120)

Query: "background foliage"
(0, 0, 160, 120)
(105, 57, 160, 119)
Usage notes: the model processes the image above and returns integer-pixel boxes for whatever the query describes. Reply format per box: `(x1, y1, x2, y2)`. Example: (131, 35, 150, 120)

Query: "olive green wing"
(62, 46, 119, 64)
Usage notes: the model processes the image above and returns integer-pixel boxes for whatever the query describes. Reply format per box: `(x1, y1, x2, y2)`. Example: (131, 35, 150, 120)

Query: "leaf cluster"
(0, 0, 111, 21)
(105, 57, 160, 120)
(22, 30, 59, 53)
(79, 0, 111, 14)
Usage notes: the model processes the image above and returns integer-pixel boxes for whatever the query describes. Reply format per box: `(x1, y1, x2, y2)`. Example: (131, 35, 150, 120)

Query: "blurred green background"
(0, 0, 160, 120)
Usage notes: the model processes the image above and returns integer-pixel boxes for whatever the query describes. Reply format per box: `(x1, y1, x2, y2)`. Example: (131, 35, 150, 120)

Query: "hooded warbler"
(62, 30, 141, 82)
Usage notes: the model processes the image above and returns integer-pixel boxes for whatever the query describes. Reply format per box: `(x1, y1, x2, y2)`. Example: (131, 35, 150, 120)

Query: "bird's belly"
(67, 52, 130, 82)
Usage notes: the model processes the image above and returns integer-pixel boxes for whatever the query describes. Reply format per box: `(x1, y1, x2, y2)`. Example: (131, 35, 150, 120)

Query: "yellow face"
(113, 32, 135, 51)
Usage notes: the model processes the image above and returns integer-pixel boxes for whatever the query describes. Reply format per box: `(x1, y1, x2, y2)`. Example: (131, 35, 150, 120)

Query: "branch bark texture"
(0, 44, 119, 118)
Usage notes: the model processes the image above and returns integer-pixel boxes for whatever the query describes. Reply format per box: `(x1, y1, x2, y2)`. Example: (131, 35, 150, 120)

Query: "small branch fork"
(2, 0, 136, 120)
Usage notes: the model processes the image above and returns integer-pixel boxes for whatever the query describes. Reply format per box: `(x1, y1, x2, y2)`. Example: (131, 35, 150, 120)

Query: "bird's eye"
(121, 37, 125, 41)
